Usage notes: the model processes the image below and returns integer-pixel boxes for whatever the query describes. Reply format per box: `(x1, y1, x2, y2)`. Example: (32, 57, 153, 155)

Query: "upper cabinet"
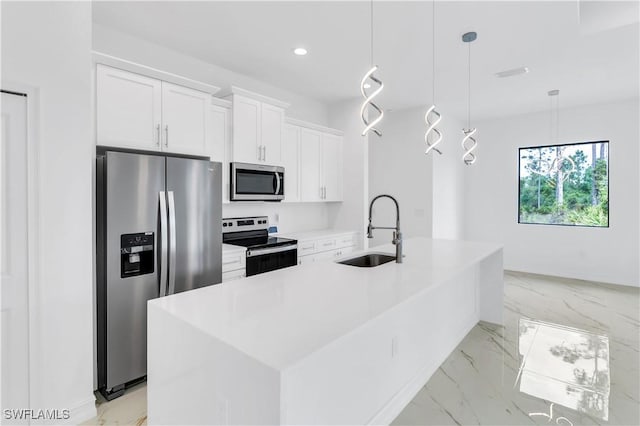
(287, 118, 344, 203)
(97, 65, 162, 150)
(222, 87, 289, 166)
(161, 82, 211, 156)
(282, 124, 301, 202)
(96, 64, 213, 156)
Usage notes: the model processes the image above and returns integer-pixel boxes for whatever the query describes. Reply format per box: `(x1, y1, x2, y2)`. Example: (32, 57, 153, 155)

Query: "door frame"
(2, 81, 41, 413)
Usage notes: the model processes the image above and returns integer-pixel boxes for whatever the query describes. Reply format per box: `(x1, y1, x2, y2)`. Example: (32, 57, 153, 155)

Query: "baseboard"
(64, 396, 96, 425)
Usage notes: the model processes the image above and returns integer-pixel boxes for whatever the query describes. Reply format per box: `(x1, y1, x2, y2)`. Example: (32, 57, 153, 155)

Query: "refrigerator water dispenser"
(120, 232, 154, 278)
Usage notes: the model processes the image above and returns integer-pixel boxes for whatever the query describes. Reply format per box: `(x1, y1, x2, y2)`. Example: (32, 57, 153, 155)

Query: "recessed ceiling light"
(363, 83, 371, 89)
(293, 47, 308, 56)
(495, 67, 529, 78)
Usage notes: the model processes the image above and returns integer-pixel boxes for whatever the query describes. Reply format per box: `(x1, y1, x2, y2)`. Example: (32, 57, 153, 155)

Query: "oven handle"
(246, 244, 297, 258)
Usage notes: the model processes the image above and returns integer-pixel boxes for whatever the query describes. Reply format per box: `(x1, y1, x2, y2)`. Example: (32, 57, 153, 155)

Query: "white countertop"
(150, 237, 502, 371)
(275, 228, 357, 241)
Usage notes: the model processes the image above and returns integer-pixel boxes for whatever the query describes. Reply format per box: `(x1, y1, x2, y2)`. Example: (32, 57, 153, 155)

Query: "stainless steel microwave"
(230, 162, 284, 201)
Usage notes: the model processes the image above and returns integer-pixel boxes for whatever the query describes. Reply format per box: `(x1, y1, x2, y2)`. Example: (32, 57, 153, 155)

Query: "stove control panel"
(222, 216, 269, 233)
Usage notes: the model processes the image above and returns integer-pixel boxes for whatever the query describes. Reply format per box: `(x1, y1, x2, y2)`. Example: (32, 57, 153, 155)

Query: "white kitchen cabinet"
(224, 88, 288, 165)
(231, 95, 261, 163)
(210, 101, 232, 203)
(222, 245, 246, 282)
(97, 64, 162, 150)
(299, 128, 322, 201)
(282, 124, 300, 202)
(294, 231, 358, 265)
(96, 64, 213, 156)
(261, 103, 284, 164)
(161, 82, 211, 155)
(292, 119, 343, 201)
(321, 133, 343, 201)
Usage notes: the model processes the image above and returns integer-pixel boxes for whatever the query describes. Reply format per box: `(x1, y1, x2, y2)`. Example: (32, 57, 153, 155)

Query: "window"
(518, 141, 609, 227)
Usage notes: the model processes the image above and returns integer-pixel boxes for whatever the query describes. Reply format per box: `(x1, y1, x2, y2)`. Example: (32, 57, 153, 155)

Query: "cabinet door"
(232, 95, 260, 163)
(261, 103, 284, 165)
(299, 128, 322, 201)
(161, 82, 211, 155)
(321, 133, 343, 201)
(211, 105, 231, 203)
(282, 124, 300, 202)
(96, 64, 161, 149)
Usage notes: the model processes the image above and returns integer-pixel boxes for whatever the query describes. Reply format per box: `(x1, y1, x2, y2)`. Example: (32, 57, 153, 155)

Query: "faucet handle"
(392, 231, 397, 244)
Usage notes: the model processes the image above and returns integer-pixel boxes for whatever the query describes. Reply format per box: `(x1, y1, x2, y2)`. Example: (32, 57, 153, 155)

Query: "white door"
(1, 91, 31, 419)
(96, 64, 162, 150)
(161, 82, 211, 155)
(299, 128, 322, 201)
(321, 133, 343, 201)
(260, 103, 283, 165)
(281, 124, 299, 202)
(232, 95, 260, 163)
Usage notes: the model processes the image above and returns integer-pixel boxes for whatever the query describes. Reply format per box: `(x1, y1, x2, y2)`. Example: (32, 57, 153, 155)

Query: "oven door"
(245, 245, 297, 276)
(231, 162, 284, 201)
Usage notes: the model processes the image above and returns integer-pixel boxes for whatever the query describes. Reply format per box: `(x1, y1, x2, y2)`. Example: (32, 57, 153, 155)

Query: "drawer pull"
(323, 242, 335, 247)
(223, 259, 241, 265)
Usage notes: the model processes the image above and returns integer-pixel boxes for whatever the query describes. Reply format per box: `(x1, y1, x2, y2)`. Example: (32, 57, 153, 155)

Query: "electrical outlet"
(274, 213, 279, 223)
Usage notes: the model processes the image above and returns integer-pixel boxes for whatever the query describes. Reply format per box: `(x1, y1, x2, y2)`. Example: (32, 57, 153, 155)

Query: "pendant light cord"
(467, 41, 471, 129)
(370, 0, 374, 66)
(432, 0, 436, 103)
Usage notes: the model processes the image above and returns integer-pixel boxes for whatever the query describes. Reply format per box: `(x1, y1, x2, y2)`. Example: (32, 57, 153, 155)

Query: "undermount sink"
(338, 253, 397, 268)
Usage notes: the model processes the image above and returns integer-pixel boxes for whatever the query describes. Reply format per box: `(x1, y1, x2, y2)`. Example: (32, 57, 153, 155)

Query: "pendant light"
(461, 31, 477, 165)
(424, 0, 443, 155)
(360, 0, 384, 137)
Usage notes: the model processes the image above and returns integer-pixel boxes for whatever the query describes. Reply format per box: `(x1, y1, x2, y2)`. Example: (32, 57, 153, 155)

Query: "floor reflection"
(517, 318, 610, 421)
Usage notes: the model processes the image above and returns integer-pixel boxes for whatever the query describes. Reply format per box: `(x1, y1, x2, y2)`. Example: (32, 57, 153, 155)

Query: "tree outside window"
(519, 141, 609, 227)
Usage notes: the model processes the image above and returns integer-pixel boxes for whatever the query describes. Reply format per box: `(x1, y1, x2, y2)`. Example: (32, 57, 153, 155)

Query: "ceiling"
(93, 1, 639, 121)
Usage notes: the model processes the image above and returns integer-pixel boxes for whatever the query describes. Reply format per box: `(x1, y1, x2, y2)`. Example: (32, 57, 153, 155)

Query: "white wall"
(93, 23, 329, 126)
(431, 111, 466, 240)
(222, 202, 330, 234)
(327, 99, 369, 248)
(368, 106, 466, 247)
(1, 1, 96, 423)
(465, 98, 640, 287)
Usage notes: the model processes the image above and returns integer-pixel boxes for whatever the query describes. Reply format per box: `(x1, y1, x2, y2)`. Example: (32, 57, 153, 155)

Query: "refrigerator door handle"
(158, 192, 168, 297)
(167, 191, 177, 295)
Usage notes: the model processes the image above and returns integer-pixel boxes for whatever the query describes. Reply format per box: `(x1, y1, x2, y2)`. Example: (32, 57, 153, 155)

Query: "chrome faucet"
(367, 194, 403, 263)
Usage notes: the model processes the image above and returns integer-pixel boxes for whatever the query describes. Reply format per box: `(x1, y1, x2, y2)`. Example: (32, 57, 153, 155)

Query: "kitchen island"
(147, 237, 503, 425)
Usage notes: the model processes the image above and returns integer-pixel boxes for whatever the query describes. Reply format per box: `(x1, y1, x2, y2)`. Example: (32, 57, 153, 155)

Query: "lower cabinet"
(296, 232, 357, 265)
(222, 247, 246, 282)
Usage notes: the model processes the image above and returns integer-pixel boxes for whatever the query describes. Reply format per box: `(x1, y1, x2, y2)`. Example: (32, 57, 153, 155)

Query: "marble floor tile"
(392, 271, 640, 426)
(80, 382, 147, 426)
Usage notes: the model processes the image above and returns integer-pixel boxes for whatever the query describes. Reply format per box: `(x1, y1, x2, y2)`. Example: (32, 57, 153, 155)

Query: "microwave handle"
(275, 172, 281, 195)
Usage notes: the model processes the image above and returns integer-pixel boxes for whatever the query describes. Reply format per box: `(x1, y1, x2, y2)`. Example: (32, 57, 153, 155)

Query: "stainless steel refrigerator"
(96, 148, 222, 400)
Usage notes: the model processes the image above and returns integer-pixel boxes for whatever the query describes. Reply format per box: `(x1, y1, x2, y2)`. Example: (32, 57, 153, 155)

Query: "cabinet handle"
(164, 125, 169, 147)
(257, 145, 261, 161)
(323, 242, 334, 247)
(156, 124, 161, 147)
(262, 146, 266, 162)
(301, 244, 314, 250)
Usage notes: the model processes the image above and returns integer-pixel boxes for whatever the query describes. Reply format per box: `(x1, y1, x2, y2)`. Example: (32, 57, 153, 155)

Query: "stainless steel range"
(222, 216, 297, 276)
